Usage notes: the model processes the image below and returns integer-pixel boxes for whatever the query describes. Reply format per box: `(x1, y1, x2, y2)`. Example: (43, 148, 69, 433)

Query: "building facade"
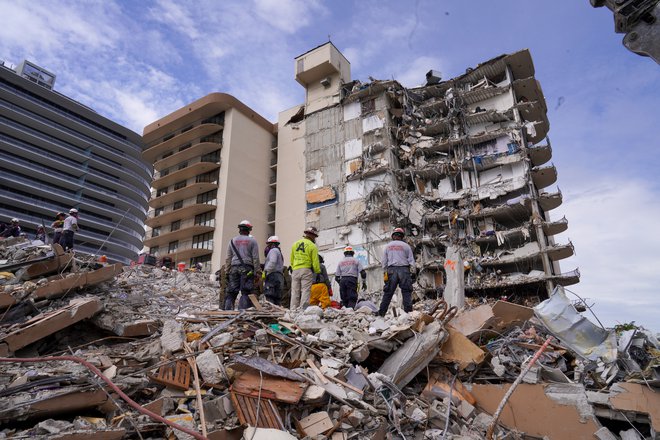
(275, 43, 578, 303)
(142, 93, 275, 271)
(0, 60, 151, 264)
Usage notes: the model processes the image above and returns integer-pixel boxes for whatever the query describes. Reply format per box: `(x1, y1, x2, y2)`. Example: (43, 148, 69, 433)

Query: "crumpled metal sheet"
(534, 286, 617, 363)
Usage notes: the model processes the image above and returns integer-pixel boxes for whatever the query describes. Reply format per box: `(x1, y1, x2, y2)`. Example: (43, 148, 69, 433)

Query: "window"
(191, 254, 211, 270)
(156, 188, 168, 197)
(150, 246, 159, 255)
(192, 232, 213, 249)
(196, 170, 218, 183)
(177, 161, 189, 170)
(168, 240, 179, 253)
(181, 126, 193, 134)
(155, 207, 164, 217)
(174, 180, 186, 190)
(195, 211, 215, 227)
(160, 168, 170, 177)
(152, 227, 161, 237)
(197, 190, 217, 205)
(178, 143, 191, 152)
(202, 113, 225, 125)
(161, 151, 173, 159)
(171, 220, 181, 231)
(163, 134, 174, 142)
(201, 150, 220, 163)
(173, 200, 183, 210)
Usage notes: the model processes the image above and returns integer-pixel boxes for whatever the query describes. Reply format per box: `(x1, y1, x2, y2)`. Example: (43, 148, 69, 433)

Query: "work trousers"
(290, 268, 314, 309)
(60, 230, 75, 251)
(225, 265, 254, 310)
(378, 266, 413, 316)
(339, 276, 358, 309)
(310, 283, 331, 309)
(264, 272, 284, 306)
(53, 231, 62, 246)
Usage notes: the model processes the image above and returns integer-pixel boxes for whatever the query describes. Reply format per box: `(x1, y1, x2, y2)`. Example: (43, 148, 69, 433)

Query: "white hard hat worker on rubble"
(377, 227, 415, 316)
(223, 220, 260, 311)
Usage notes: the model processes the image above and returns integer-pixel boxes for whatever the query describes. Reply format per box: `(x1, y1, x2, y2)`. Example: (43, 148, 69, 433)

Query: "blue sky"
(1, 0, 658, 330)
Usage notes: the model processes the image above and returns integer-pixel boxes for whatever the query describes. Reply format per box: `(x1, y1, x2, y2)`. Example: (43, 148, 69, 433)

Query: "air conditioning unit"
(320, 76, 331, 88)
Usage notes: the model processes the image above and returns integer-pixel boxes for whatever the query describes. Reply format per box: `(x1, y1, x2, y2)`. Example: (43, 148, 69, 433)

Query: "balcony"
(155, 239, 214, 262)
(144, 223, 214, 248)
(143, 123, 223, 163)
(543, 216, 568, 236)
(528, 141, 552, 166)
(146, 200, 217, 228)
(149, 182, 218, 209)
(154, 141, 222, 170)
(531, 164, 557, 189)
(152, 159, 221, 189)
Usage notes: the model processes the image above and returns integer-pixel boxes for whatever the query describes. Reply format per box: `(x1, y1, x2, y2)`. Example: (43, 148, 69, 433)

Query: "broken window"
(361, 98, 375, 115)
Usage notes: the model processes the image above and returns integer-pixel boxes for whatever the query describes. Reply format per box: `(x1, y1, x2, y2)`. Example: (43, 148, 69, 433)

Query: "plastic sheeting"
(534, 286, 617, 363)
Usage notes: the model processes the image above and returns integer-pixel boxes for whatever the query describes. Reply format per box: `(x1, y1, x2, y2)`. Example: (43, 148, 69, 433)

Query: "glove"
(383, 271, 388, 282)
(261, 271, 266, 280)
(361, 282, 367, 291)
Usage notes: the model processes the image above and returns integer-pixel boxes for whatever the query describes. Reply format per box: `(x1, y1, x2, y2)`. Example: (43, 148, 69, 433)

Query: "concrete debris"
(0, 225, 658, 439)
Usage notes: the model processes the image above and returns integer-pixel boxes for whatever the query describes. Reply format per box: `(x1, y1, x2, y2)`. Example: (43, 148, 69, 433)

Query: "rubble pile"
(0, 241, 658, 439)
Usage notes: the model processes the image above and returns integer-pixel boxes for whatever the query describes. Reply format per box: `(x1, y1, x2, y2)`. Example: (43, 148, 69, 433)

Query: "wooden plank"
(230, 392, 284, 430)
(24, 251, 73, 280)
(32, 264, 123, 300)
(0, 298, 103, 353)
(248, 294, 263, 310)
(324, 374, 364, 396)
(231, 371, 306, 404)
(306, 359, 328, 384)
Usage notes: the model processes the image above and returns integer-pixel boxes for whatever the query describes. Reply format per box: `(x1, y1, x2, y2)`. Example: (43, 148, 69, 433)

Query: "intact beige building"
(143, 93, 275, 271)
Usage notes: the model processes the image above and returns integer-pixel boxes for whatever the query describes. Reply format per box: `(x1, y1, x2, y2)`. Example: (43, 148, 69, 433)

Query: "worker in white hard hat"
(334, 245, 367, 309)
(224, 220, 261, 310)
(263, 235, 284, 305)
(0, 218, 21, 238)
(60, 209, 79, 251)
(378, 227, 415, 316)
(289, 226, 321, 309)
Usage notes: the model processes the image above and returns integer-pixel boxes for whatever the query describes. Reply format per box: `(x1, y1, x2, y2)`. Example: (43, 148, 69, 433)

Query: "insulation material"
(362, 114, 384, 133)
(344, 138, 362, 159)
(306, 186, 336, 204)
(345, 158, 363, 176)
(343, 101, 361, 122)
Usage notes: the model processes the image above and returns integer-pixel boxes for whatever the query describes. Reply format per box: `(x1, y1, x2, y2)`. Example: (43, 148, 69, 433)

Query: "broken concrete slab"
(378, 321, 447, 389)
(196, 349, 224, 384)
(0, 388, 108, 423)
(242, 427, 296, 440)
(0, 297, 103, 354)
(160, 319, 185, 353)
(469, 383, 601, 439)
(32, 264, 123, 300)
(609, 382, 660, 435)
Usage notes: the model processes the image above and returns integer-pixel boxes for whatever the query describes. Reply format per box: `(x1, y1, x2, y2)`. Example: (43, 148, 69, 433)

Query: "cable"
(0, 356, 208, 440)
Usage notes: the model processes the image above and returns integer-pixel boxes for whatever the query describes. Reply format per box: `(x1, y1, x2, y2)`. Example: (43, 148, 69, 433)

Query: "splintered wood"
(230, 392, 284, 430)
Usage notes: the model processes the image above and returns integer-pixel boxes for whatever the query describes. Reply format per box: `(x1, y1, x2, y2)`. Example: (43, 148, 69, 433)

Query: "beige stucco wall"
(212, 108, 274, 271)
(275, 105, 307, 265)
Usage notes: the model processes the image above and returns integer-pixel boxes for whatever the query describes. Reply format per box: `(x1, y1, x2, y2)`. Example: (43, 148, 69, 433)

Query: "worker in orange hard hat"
(334, 245, 367, 309)
(378, 227, 415, 316)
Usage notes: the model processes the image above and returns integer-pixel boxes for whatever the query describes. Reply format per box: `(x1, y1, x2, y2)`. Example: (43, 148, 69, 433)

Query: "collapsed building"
(281, 43, 578, 306)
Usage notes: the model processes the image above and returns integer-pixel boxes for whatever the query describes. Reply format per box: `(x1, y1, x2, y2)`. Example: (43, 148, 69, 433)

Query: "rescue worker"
(51, 212, 66, 245)
(60, 209, 79, 251)
(378, 227, 415, 316)
(224, 220, 261, 310)
(310, 255, 332, 309)
(289, 226, 321, 309)
(35, 226, 46, 242)
(334, 246, 367, 309)
(0, 218, 21, 238)
(263, 235, 284, 305)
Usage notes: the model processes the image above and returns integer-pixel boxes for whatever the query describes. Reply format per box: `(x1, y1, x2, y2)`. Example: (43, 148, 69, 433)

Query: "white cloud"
(555, 177, 660, 330)
(148, 0, 200, 39)
(393, 55, 444, 87)
(253, 0, 326, 33)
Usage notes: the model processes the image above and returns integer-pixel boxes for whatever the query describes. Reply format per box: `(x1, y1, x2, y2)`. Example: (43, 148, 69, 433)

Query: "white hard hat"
(238, 220, 253, 229)
(267, 235, 280, 244)
(304, 226, 319, 237)
(11, 218, 19, 223)
(69, 208, 79, 214)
